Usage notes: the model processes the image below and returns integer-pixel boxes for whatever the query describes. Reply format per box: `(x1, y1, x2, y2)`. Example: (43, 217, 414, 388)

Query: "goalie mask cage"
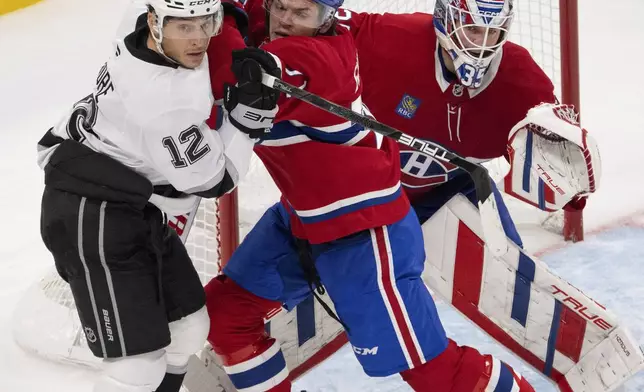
(12, 0, 582, 372)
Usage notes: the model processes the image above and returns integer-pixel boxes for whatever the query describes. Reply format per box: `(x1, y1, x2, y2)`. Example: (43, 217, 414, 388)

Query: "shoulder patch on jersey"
(395, 94, 422, 119)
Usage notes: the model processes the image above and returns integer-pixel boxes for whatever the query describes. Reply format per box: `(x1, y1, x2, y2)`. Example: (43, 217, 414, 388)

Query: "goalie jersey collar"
(122, 13, 179, 69)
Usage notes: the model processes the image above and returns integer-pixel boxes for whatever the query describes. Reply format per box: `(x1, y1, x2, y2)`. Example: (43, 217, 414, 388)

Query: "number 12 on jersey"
(162, 126, 211, 168)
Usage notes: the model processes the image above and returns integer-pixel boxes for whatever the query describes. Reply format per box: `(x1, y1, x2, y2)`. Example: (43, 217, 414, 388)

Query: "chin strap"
(158, 44, 182, 66)
(152, 36, 182, 66)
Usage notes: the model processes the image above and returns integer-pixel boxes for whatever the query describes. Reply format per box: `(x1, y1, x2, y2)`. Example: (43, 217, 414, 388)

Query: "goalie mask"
(501, 103, 602, 212)
(434, 0, 514, 88)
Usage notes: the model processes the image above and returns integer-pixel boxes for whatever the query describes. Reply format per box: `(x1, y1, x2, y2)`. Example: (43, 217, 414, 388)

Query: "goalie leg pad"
(413, 178, 523, 247)
(491, 182, 523, 247)
(422, 194, 644, 391)
(400, 339, 535, 392)
(205, 275, 291, 392)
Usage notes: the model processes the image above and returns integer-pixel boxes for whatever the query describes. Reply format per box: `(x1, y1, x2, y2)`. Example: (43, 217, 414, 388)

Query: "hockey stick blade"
(261, 72, 509, 256)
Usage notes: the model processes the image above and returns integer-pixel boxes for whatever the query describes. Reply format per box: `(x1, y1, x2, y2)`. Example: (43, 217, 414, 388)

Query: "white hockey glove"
(499, 103, 601, 212)
(224, 48, 281, 139)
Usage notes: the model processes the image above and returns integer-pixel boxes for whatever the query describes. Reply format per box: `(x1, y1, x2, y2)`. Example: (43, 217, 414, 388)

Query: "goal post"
(218, 190, 240, 266)
(559, 0, 583, 242)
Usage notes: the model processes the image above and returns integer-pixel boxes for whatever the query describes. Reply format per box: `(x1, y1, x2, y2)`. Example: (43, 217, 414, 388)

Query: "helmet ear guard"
(147, 8, 163, 41)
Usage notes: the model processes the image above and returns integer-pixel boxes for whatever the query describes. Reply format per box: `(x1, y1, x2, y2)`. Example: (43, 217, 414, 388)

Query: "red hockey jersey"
(339, 10, 557, 203)
(216, 2, 409, 244)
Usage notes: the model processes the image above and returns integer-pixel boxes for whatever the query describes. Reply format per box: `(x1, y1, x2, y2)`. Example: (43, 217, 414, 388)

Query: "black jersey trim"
(154, 171, 235, 199)
(39, 128, 65, 149)
(153, 185, 188, 199)
(193, 171, 235, 199)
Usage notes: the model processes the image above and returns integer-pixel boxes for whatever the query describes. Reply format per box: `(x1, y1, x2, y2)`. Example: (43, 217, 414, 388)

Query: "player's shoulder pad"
(222, 0, 249, 38)
(348, 11, 434, 55)
(498, 41, 554, 93)
(373, 11, 434, 39)
(115, 60, 213, 126)
(261, 27, 351, 65)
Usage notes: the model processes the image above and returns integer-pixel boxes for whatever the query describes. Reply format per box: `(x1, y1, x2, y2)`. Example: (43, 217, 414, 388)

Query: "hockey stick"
(261, 72, 508, 257)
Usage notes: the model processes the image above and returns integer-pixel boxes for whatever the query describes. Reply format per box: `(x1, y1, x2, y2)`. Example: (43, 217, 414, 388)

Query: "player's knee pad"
(205, 275, 280, 357)
(94, 350, 167, 392)
(205, 275, 234, 347)
(400, 339, 534, 392)
(165, 306, 209, 372)
(222, 338, 291, 392)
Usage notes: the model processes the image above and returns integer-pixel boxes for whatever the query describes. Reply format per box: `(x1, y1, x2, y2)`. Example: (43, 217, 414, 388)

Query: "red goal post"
(559, 0, 583, 241)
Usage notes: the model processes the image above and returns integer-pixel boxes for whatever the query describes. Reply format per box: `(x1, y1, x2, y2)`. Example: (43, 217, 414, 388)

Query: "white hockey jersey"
(37, 14, 254, 214)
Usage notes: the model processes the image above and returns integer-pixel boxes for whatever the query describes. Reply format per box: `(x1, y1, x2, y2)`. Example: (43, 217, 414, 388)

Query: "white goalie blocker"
(499, 103, 601, 212)
(421, 194, 644, 392)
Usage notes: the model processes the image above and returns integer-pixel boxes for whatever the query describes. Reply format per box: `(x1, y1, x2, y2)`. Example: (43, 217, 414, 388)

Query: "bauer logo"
(396, 94, 421, 119)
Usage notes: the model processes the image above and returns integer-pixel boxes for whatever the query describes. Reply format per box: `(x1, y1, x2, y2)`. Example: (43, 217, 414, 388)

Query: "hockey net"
(12, 0, 581, 373)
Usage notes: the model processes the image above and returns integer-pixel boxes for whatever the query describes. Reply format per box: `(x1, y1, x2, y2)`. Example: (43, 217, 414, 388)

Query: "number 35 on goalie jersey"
(38, 32, 254, 202)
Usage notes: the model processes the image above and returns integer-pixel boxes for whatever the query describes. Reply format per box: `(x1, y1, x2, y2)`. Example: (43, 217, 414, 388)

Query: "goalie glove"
(224, 48, 282, 139)
(500, 103, 601, 212)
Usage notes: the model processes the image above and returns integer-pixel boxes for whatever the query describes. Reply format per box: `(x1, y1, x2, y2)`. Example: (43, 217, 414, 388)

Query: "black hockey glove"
(224, 48, 282, 139)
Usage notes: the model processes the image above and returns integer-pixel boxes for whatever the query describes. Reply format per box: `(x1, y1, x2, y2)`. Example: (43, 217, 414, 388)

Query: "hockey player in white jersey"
(36, 0, 277, 391)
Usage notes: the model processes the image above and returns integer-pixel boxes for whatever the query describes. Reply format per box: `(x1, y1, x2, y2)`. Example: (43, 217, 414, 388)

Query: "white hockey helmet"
(146, 0, 224, 41)
(434, 0, 514, 88)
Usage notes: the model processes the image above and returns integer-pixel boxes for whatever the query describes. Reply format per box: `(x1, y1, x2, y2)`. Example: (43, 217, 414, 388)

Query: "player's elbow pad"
(192, 115, 256, 199)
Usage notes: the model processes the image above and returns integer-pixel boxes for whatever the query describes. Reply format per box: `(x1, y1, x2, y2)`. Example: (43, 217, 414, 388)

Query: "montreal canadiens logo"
(400, 150, 460, 188)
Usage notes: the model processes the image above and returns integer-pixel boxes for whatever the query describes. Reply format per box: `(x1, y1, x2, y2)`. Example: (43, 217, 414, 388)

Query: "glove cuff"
(228, 114, 269, 139)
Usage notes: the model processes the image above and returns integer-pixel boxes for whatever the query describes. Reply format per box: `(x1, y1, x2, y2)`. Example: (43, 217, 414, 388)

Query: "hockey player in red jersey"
(335, 0, 600, 233)
(204, 0, 537, 391)
(330, 1, 600, 389)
